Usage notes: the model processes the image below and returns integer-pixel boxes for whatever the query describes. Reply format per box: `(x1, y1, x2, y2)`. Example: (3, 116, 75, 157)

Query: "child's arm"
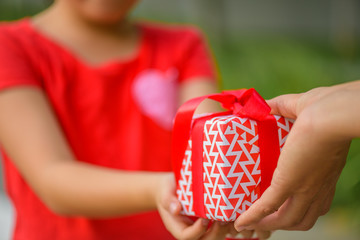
(178, 77, 222, 114)
(0, 86, 167, 217)
(234, 80, 360, 232)
(0, 82, 237, 240)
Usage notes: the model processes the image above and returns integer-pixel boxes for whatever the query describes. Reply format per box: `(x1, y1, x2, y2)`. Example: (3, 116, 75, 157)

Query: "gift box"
(172, 89, 294, 222)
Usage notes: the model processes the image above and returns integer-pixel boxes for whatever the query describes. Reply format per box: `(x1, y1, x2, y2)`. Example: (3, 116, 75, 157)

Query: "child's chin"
(87, 14, 127, 25)
(79, 0, 138, 25)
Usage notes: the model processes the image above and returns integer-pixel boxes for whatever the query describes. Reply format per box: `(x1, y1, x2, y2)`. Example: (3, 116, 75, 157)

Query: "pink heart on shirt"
(132, 68, 179, 130)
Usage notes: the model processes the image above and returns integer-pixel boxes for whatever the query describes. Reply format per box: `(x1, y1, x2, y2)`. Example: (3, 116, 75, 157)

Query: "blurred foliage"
(336, 138, 360, 229)
(0, 2, 47, 21)
(1, 0, 360, 231)
(212, 36, 360, 96)
(210, 36, 360, 230)
(211, 35, 360, 230)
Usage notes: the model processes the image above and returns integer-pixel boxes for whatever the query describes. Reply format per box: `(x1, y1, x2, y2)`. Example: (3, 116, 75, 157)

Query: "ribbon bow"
(172, 89, 280, 209)
(220, 89, 271, 120)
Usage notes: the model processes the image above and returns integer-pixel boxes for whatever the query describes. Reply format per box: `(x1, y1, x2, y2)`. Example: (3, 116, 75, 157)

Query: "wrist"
(147, 172, 173, 210)
(300, 93, 354, 142)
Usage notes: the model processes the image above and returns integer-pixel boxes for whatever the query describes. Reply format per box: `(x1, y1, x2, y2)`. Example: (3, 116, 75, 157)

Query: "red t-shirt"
(0, 19, 215, 240)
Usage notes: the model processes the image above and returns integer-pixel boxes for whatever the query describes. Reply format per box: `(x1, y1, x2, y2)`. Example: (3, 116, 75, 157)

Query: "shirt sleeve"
(0, 26, 42, 92)
(177, 28, 217, 83)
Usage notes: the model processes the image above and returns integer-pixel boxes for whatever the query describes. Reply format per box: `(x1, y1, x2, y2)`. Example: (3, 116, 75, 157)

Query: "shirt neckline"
(22, 17, 147, 72)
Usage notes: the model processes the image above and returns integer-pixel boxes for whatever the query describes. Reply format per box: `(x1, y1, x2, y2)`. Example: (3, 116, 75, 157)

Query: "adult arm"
(234, 80, 360, 231)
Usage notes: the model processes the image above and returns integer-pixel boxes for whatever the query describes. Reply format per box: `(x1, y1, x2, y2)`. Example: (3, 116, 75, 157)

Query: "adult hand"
(234, 81, 360, 232)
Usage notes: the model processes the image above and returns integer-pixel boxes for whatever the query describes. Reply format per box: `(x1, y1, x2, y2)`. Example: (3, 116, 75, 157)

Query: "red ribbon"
(172, 89, 280, 218)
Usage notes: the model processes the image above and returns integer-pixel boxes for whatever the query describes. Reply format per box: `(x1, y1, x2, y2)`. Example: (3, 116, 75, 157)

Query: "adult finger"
(261, 192, 315, 230)
(234, 179, 291, 231)
(286, 200, 323, 231)
(240, 192, 313, 231)
(320, 186, 336, 216)
(239, 229, 254, 239)
(226, 224, 242, 238)
(226, 225, 253, 239)
(266, 94, 301, 118)
(286, 183, 337, 231)
(255, 178, 336, 231)
(255, 229, 272, 240)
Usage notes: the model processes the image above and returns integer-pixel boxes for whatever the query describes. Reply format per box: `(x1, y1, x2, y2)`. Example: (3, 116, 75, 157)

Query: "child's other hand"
(156, 173, 231, 240)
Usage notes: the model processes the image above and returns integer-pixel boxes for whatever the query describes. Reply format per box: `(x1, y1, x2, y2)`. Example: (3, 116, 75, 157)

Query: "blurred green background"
(0, 0, 360, 239)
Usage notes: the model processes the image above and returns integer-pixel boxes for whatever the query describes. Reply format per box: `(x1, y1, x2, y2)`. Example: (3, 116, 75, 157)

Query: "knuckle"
(280, 217, 302, 229)
(270, 171, 293, 195)
(320, 205, 331, 216)
(288, 217, 303, 227)
(297, 221, 316, 231)
(260, 205, 278, 216)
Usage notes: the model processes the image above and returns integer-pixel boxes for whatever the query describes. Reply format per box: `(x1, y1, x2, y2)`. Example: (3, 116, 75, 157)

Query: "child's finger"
(175, 217, 209, 240)
(160, 205, 209, 240)
(201, 221, 229, 240)
(169, 199, 182, 215)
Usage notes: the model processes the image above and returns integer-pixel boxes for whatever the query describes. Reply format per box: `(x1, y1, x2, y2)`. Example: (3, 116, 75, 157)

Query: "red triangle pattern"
(176, 115, 293, 221)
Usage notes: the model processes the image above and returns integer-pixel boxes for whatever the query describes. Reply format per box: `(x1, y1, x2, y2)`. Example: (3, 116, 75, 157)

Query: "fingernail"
(170, 202, 177, 214)
(201, 218, 210, 226)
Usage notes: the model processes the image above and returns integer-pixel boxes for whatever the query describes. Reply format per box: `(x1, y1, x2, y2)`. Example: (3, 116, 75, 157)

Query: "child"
(0, 0, 228, 239)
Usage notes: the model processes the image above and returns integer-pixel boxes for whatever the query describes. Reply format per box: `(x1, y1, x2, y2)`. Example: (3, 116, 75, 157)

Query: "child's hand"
(228, 225, 272, 240)
(157, 173, 231, 240)
(234, 82, 360, 232)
